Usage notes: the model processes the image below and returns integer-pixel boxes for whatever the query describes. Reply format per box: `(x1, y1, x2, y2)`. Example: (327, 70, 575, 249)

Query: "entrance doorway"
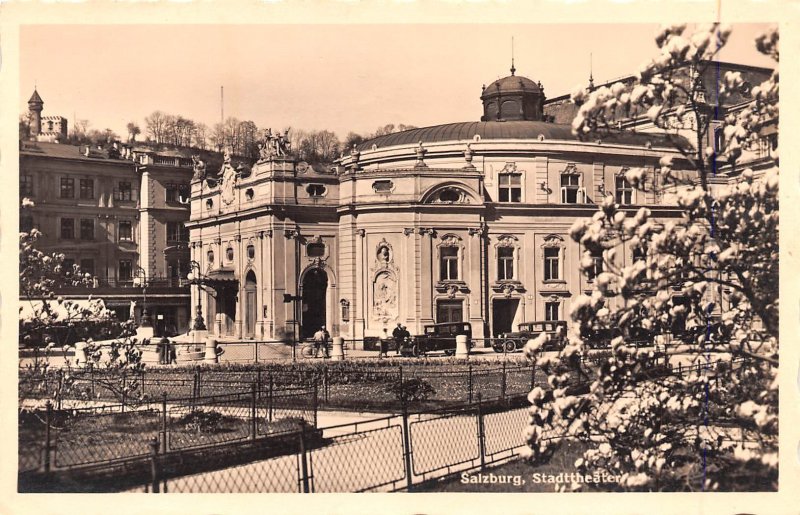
(301, 268, 328, 339)
(244, 271, 257, 339)
(215, 283, 238, 336)
(492, 298, 520, 337)
(436, 300, 463, 323)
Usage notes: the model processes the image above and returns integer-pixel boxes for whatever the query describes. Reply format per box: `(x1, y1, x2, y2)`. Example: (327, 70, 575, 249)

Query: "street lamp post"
(187, 260, 207, 331)
(135, 266, 151, 328)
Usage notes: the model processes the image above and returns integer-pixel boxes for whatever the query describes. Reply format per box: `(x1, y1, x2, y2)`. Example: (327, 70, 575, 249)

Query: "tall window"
(79, 179, 94, 200)
(497, 247, 514, 280)
(499, 173, 522, 203)
(118, 260, 132, 281)
(587, 252, 603, 281)
(80, 259, 95, 276)
(60, 218, 75, 239)
(615, 176, 633, 205)
(119, 220, 133, 241)
(165, 183, 180, 202)
(60, 178, 75, 199)
(116, 181, 132, 201)
(545, 301, 560, 321)
(560, 173, 581, 204)
(440, 247, 459, 281)
(166, 222, 188, 243)
(63, 259, 75, 274)
(544, 247, 560, 281)
(20, 175, 33, 196)
(80, 219, 94, 240)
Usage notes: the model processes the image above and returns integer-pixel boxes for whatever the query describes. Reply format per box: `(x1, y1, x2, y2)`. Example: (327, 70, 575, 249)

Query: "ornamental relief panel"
(372, 271, 398, 323)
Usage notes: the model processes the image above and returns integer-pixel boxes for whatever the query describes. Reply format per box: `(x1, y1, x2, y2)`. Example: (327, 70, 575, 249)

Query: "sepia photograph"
(5, 4, 793, 510)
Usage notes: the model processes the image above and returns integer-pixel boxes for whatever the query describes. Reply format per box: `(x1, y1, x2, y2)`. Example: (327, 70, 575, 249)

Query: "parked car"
(400, 322, 473, 357)
(493, 320, 568, 353)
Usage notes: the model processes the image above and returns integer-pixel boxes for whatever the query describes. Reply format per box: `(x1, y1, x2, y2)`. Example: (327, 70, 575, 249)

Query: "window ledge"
(543, 279, 567, 285)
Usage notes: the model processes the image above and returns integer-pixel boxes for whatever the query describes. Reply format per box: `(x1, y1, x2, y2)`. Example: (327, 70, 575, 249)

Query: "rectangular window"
(80, 259, 95, 276)
(544, 247, 560, 281)
(498, 174, 522, 203)
(545, 301, 560, 321)
(119, 220, 133, 241)
(588, 253, 603, 281)
(79, 179, 94, 200)
(80, 218, 94, 240)
(615, 176, 633, 205)
(60, 218, 75, 239)
(165, 183, 179, 202)
(116, 181, 132, 201)
(440, 247, 459, 281)
(436, 300, 464, 323)
(497, 247, 514, 280)
(20, 216, 34, 232)
(63, 259, 75, 273)
(118, 260, 132, 281)
(20, 175, 33, 196)
(166, 221, 188, 244)
(60, 178, 75, 199)
(560, 174, 582, 204)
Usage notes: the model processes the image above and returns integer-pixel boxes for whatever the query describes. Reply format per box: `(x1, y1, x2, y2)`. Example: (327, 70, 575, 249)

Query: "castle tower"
(28, 89, 43, 140)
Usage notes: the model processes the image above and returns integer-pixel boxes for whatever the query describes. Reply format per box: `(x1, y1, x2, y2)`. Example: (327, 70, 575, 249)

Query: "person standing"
(313, 326, 326, 358)
(392, 323, 404, 355)
(322, 325, 330, 358)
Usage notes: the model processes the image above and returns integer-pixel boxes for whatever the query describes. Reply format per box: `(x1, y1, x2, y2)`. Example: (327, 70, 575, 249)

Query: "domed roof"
(356, 120, 678, 151)
(482, 74, 542, 97)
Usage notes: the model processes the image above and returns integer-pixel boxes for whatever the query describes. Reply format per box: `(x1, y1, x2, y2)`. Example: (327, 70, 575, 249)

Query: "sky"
(20, 24, 775, 141)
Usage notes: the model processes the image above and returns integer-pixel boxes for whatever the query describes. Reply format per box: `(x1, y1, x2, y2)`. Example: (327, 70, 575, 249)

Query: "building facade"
(20, 90, 194, 336)
(187, 69, 694, 347)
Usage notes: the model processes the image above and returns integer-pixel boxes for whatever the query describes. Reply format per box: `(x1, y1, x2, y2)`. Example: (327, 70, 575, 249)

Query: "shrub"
(386, 378, 435, 403)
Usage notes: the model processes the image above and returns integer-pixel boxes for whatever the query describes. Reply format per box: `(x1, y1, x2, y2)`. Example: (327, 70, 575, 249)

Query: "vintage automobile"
(400, 322, 473, 357)
(493, 320, 568, 353)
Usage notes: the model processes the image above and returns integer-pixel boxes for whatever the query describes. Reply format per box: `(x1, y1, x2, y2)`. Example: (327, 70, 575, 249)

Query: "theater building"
(186, 67, 700, 348)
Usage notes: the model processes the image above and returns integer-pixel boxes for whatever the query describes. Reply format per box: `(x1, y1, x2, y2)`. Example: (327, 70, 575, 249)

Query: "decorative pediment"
(434, 281, 470, 297)
(500, 162, 519, 174)
(491, 281, 525, 297)
(563, 163, 579, 175)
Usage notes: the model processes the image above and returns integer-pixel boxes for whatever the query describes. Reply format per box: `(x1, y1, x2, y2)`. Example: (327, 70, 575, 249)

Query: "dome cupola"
(480, 65, 545, 122)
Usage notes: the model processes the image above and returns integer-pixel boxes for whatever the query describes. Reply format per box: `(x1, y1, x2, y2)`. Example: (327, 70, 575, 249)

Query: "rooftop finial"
(589, 53, 594, 88)
(510, 36, 516, 76)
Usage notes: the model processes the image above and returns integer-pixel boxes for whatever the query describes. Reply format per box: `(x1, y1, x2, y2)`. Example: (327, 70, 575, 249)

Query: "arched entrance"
(244, 271, 257, 339)
(301, 268, 328, 339)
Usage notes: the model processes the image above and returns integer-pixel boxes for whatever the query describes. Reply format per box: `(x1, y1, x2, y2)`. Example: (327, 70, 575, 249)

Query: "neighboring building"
(20, 90, 194, 336)
(187, 66, 696, 346)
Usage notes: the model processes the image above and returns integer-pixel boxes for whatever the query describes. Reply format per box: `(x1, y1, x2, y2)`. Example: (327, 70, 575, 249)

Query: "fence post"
(400, 397, 414, 491)
(90, 365, 96, 400)
(149, 437, 161, 493)
(501, 361, 507, 400)
(398, 365, 403, 390)
(42, 401, 52, 473)
(257, 370, 262, 401)
(530, 363, 536, 390)
(298, 428, 311, 493)
(313, 380, 319, 429)
(251, 382, 257, 440)
(477, 393, 486, 471)
(161, 391, 168, 453)
(140, 369, 146, 398)
(122, 371, 127, 413)
(268, 375, 274, 422)
(468, 365, 473, 404)
(194, 366, 201, 400)
(57, 372, 63, 411)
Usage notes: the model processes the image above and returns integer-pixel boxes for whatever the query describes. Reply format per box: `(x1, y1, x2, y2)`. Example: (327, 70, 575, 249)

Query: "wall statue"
(372, 271, 398, 322)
